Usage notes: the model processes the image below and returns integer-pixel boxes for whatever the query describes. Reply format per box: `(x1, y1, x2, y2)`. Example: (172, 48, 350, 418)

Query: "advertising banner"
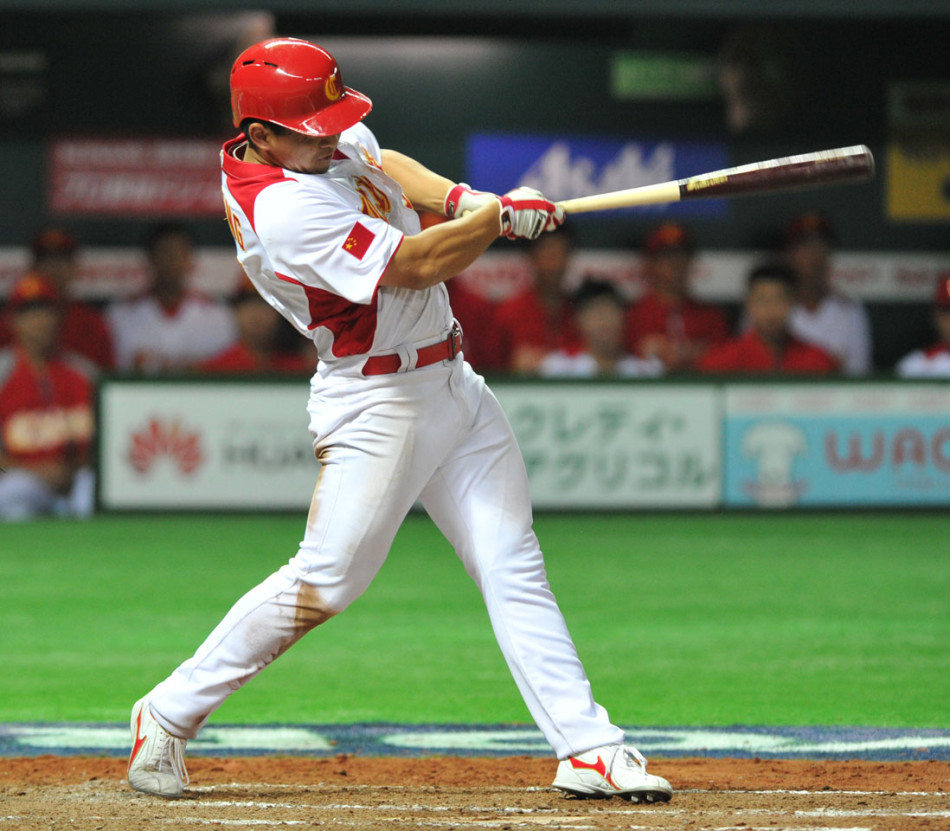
(99, 382, 317, 510)
(48, 138, 224, 217)
(466, 134, 728, 218)
(493, 383, 721, 508)
(99, 380, 721, 512)
(724, 383, 950, 507)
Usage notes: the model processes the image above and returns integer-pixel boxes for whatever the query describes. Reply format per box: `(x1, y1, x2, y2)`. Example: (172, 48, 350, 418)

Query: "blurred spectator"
(494, 228, 582, 374)
(107, 222, 236, 373)
(419, 208, 508, 373)
(624, 222, 729, 372)
(199, 278, 312, 374)
(717, 25, 801, 135)
(540, 279, 663, 378)
(698, 262, 838, 374)
(0, 274, 96, 520)
(446, 281, 507, 373)
(784, 212, 872, 375)
(0, 227, 115, 369)
(896, 275, 950, 377)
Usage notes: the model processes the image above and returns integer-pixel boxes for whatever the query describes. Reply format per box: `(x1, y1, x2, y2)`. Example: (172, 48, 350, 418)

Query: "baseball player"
(127, 37, 672, 805)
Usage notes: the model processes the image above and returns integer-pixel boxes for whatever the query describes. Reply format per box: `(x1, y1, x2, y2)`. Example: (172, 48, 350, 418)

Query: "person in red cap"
(784, 211, 872, 375)
(494, 226, 583, 373)
(698, 262, 838, 374)
(198, 277, 311, 374)
(0, 227, 115, 370)
(624, 222, 729, 371)
(896, 275, 950, 377)
(0, 274, 96, 520)
(126, 37, 671, 806)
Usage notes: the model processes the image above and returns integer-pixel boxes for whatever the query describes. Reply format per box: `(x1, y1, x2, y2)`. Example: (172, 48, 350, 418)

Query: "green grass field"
(0, 513, 947, 728)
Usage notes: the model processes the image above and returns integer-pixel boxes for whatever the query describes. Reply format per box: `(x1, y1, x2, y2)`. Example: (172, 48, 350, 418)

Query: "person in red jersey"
(494, 227, 582, 373)
(199, 278, 312, 374)
(0, 274, 96, 520)
(0, 228, 115, 370)
(896, 274, 950, 377)
(698, 262, 838, 374)
(624, 222, 729, 372)
(539, 279, 664, 378)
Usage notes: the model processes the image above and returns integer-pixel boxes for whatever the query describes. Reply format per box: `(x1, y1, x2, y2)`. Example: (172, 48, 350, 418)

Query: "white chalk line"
(189, 783, 948, 797)
(166, 800, 950, 819)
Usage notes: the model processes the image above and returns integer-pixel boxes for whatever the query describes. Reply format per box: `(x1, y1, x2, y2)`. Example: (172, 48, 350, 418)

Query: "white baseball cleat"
(127, 698, 190, 798)
(553, 744, 673, 802)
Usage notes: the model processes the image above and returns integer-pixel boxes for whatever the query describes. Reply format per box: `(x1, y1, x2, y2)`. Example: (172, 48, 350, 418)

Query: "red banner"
(48, 137, 224, 217)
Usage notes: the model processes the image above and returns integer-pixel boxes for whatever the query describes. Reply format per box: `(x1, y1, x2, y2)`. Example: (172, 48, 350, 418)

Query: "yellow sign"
(886, 141, 950, 222)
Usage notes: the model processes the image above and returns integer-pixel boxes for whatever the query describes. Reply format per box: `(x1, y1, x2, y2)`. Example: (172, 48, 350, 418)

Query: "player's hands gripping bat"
(498, 187, 565, 239)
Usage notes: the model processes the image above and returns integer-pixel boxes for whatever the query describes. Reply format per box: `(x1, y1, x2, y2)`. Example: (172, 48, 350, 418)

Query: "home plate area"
(1, 726, 948, 831)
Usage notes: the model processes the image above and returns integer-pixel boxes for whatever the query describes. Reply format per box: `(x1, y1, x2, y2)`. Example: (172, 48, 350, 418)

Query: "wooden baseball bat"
(555, 145, 875, 214)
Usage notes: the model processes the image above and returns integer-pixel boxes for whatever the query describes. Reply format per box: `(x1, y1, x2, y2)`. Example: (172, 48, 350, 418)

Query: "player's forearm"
(380, 149, 455, 215)
(381, 203, 500, 290)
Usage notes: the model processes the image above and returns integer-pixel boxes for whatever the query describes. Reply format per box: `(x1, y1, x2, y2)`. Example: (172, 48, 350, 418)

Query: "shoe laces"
(157, 732, 190, 788)
(620, 745, 649, 772)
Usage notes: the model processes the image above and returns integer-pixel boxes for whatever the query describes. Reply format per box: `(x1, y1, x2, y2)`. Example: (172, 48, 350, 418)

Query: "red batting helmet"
(230, 38, 372, 137)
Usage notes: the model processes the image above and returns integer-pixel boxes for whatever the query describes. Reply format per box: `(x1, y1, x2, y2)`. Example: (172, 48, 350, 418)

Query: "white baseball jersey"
(221, 123, 451, 377)
(107, 293, 236, 373)
(145, 121, 628, 766)
(789, 293, 872, 376)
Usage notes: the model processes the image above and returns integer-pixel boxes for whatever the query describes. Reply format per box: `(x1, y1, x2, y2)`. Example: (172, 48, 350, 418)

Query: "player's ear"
(246, 121, 270, 148)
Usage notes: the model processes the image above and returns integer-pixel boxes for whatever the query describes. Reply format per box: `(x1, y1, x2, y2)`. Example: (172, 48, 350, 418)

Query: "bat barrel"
(555, 145, 875, 214)
(678, 145, 875, 200)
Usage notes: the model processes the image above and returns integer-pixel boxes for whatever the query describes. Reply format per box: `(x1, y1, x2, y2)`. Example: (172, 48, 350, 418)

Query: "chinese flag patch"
(342, 221, 375, 261)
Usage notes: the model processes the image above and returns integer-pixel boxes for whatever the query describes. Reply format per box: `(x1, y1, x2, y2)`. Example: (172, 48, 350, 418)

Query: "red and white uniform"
(624, 291, 729, 364)
(896, 343, 950, 377)
(107, 293, 236, 373)
(147, 123, 624, 761)
(0, 348, 96, 519)
(220, 123, 449, 377)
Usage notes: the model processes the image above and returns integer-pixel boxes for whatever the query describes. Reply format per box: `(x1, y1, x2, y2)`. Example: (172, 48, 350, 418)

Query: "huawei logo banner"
(128, 418, 203, 475)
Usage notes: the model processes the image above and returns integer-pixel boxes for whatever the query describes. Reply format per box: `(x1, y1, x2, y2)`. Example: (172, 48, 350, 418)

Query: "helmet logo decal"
(325, 72, 342, 102)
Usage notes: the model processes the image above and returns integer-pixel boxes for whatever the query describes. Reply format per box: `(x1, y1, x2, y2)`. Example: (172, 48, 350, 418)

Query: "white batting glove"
(497, 187, 565, 240)
(444, 183, 498, 219)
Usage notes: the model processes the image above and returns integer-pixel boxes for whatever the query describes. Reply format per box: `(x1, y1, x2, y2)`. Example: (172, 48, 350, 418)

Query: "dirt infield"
(2, 756, 948, 830)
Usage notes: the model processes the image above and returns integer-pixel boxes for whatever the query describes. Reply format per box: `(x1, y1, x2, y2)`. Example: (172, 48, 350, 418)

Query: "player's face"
(648, 249, 692, 298)
(12, 304, 60, 357)
(235, 297, 280, 350)
(746, 280, 792, 342)
(577, 296, 624, 358)
(266, 130, 341, 174)
(528, 233, 572, 293)
(786, 237, 831, 288)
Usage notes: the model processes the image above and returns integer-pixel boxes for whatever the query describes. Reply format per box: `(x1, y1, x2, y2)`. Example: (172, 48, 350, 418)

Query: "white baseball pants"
(148, 357, 623, 759)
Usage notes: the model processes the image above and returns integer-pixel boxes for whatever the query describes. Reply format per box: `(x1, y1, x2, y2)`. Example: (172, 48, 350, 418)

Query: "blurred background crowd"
(1, 1, 948, 519)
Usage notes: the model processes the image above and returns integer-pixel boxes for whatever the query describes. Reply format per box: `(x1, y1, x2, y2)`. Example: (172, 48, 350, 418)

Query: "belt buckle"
(448, 322, 461, 360)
